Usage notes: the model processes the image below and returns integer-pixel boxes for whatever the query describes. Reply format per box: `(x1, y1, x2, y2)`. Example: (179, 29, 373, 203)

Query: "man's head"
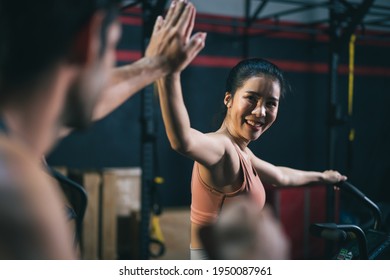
(0, 0, 121, 129)
(199, 198, 291, 260)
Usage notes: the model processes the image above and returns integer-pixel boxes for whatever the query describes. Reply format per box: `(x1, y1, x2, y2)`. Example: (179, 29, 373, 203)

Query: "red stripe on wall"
(275, 59, 390, 76)
(192, 55, 240, 68)
(119, 16, 142, 26)
(116, 50, 390, 77)
(119, 11, 390, 47)
(116, 50, 142, 61)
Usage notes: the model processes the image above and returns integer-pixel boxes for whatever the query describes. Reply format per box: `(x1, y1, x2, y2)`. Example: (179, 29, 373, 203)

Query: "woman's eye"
(266, 102, 277, 108)
(246, 96, 256, 102)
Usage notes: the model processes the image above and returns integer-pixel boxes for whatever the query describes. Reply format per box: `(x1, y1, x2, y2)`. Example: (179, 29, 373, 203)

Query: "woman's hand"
(321, 170, 348, 184)
(145, 0, 206, 75)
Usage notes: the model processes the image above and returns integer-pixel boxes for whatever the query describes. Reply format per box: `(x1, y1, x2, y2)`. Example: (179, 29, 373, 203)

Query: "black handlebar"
(335, 181, 383, 230)
(310, 223, 347, 242)
(310, 223, 369, 259)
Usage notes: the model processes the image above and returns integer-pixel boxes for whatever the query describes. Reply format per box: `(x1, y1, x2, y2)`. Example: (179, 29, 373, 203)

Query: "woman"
(157, 54, 347, 260)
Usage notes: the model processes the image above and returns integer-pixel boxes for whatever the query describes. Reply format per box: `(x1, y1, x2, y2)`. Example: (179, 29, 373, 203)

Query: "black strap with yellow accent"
(347, 34, 356, 174)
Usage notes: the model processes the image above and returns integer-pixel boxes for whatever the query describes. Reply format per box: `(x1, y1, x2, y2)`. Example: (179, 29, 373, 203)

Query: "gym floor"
(156, 208, 191, 260)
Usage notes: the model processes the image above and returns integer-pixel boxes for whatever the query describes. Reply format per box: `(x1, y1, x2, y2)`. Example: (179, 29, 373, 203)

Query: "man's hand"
(145, 0, 206, 75)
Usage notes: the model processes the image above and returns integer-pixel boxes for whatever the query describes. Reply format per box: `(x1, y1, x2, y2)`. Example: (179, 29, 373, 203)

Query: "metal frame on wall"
(121, 0, 168, 260)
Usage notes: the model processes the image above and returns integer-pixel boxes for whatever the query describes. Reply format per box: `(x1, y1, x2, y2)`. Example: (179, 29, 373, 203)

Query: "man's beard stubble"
(61, 79, 95, 131)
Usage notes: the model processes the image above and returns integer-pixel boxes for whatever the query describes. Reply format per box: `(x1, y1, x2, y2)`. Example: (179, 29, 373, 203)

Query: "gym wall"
(47, 9, 390, 209)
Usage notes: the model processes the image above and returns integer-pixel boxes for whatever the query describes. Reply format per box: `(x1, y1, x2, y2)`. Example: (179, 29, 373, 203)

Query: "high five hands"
(145, 0, 207, 75)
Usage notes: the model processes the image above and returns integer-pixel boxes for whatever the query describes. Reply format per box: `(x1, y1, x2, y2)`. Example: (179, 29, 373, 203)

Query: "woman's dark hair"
(225, 58, 287, 98)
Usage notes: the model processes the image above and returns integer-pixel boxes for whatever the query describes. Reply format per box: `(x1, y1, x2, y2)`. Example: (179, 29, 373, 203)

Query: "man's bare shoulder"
(0, 136, 75, 259)
(0, 136, 48, 194)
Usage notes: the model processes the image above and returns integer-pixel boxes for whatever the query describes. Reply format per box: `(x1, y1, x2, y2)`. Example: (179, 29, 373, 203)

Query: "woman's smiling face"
(224, 75, 280, 144)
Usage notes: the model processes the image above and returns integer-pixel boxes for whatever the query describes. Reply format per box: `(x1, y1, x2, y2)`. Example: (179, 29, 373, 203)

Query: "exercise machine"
(310, 181, 390, 260)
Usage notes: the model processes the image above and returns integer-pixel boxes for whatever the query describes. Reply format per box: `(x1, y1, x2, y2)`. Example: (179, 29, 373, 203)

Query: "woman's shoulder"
(206, 131, 236, 149)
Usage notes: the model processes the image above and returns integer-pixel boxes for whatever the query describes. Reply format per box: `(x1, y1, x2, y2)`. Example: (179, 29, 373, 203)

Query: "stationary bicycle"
(310, 181, 390, 260)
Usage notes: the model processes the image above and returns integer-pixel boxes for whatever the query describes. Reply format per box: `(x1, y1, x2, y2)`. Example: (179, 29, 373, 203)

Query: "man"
(199, 199, 291, 260)
(0, 0, 205, 259)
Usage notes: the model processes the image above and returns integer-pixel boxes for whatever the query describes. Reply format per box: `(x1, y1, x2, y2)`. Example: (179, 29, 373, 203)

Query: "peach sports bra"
(190, 143, 266, 225)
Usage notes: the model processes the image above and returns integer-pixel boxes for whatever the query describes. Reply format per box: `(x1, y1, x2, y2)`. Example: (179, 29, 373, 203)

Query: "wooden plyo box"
(67, 167, 142, 260)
